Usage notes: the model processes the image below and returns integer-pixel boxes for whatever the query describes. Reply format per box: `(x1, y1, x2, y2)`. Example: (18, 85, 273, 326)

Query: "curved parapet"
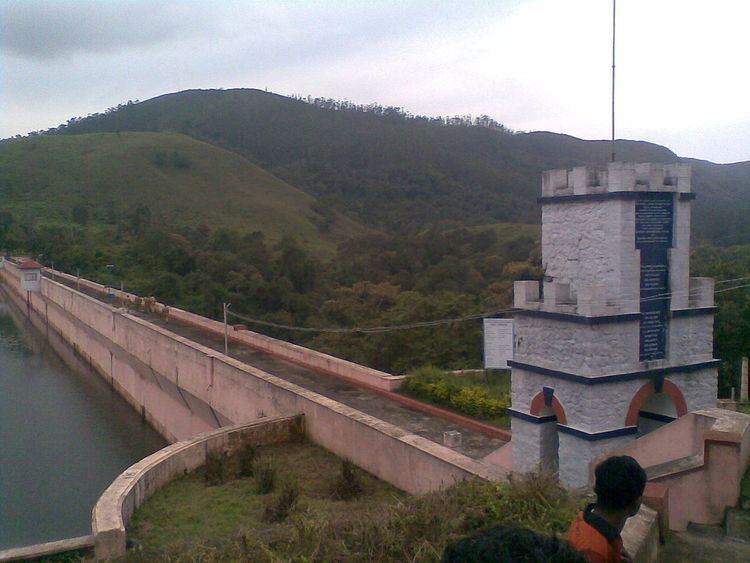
(92, 415, 304, 561)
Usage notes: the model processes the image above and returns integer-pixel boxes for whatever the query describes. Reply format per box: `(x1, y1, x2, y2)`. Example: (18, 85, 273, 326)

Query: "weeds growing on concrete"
(330, 459, 364, 500)
(254, 458, 277, 494)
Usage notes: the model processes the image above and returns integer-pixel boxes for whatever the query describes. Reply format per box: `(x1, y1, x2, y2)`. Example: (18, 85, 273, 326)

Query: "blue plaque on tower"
(636, 194, 674, 361)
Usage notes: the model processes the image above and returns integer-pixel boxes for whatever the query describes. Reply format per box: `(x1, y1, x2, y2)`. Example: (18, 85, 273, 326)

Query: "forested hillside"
(2, 88, 747, 390)
(49, 88, 750, 244)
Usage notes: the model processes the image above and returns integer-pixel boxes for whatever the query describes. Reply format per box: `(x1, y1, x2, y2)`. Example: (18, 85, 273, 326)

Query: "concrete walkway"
(47, 274, 506, 460)
(659, 526, 750, 562)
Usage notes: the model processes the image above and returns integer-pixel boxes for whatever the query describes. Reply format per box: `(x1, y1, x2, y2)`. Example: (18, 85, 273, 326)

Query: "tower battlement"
(512, 163, 717, 488)
(541, 162, 691, 198)
(514, 278, 714, 316)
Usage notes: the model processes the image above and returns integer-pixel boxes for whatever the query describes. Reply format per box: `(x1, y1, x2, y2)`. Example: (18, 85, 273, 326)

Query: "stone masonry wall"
(514, 316, 639, 374)
(514, 314, 713, 376)
(559, 432, 634, 488)
(512, 366, 717, 433)
(542, 199, 640, 306)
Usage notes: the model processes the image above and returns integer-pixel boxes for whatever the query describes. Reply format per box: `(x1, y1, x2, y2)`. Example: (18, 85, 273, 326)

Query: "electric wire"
(225, 276, 750, 335)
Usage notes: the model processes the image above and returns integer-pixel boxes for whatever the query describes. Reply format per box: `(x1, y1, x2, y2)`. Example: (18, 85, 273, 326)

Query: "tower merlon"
(541, 162, 692, 198)
(514, 280, 623, 316)
(514, 280, 541, 308)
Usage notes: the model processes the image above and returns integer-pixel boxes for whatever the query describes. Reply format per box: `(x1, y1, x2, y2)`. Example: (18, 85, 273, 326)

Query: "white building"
(18, 259, 43, 293)
(510, 163, 718, 488)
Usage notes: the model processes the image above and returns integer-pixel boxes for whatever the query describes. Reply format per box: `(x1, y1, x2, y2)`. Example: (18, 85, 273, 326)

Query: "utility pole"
(223, 303, 231, 355)
(611, 0, 617, 163)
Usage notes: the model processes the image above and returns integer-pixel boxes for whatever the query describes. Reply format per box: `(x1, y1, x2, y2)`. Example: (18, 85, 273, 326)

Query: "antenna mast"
(611, 0, 616, 162)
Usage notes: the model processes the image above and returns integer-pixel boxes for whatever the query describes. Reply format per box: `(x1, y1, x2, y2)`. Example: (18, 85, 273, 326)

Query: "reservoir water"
(0, 294, 166, 550)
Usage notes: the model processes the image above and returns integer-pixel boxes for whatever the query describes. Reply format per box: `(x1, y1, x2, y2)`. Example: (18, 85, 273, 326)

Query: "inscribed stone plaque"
(640, 310, 668, 361)
(483, 318, 514, 369)
(636, 194, 674, 361)
(635, 194, 674, 248)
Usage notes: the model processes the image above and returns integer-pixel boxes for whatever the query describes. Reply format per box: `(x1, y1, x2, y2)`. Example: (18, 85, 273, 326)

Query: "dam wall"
(46, 268, 403, 392)
(0, 262, 503, 494)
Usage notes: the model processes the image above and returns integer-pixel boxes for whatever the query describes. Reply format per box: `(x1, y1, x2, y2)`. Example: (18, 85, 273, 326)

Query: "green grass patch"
(127, 440, 585, 561)
(127, 441, 402, 559)
(400, 366, 511, 428)
(0, 133, 369, 258)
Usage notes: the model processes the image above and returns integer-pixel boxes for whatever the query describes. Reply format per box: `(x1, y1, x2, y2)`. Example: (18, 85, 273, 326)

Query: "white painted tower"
(510, 162, 718, 488)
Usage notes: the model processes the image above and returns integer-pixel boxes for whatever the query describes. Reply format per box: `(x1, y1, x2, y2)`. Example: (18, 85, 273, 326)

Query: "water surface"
(0, 295, 166, 549)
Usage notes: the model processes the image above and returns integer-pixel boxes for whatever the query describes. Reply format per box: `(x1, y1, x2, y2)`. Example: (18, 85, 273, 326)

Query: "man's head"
(594, 456, 647, 517)
(441, 526, 587, 563)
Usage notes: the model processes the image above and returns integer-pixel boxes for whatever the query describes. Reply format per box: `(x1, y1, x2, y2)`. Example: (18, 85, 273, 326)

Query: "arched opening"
(626, 379, 688, 436)
(530, 389, 567, 475)
(637, 392, 678, 434)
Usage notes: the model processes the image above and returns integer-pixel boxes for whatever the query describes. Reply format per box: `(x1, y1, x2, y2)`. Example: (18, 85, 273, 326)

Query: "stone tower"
(509, 162, 718, 488)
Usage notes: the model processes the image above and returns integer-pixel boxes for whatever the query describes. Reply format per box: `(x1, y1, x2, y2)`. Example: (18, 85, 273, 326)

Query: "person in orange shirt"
(567, 456, 647, 563)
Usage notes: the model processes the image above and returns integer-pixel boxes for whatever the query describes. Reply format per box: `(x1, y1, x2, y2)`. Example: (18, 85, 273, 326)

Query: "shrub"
(280, 473, 584, 561)
(171, 151, 192, 169)
(152, 150, 167, 167)
(401, 366, 510, 423)
(263, 481, 300, 523)
(330, 459, 364, 501)
(204, 452, 226, 486)
(254, 459, 277, 494)
(237, 443, 257, 478)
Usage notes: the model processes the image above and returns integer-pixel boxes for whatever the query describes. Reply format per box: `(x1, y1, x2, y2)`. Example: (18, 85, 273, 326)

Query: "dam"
(0, 294, 165, 550)
(0, 256, 508, 556)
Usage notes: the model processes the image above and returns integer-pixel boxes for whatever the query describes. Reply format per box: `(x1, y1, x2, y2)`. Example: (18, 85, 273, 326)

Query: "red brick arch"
(530, 392, 568, 425)
(625, 380, 688, 426)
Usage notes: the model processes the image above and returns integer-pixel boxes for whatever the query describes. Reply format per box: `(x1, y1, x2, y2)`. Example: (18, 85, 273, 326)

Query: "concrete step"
(725, 508, 750, 543)
(686, 521, 726, 539)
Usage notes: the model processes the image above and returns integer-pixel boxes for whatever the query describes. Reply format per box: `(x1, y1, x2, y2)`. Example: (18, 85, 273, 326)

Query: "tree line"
(0, 206, 539, 374)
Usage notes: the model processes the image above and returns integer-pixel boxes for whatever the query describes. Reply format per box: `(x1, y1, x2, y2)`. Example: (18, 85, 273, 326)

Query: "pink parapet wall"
(43, 267, 405, 392)
(595, 408, 750, 531)
(0, 260, 506, 495)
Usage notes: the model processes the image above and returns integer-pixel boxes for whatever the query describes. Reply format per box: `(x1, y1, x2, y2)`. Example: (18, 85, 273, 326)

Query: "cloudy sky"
(2, 0, 748, 163)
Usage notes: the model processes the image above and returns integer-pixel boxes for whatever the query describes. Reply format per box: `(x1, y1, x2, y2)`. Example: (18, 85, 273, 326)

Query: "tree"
(72, 205, 89, 225)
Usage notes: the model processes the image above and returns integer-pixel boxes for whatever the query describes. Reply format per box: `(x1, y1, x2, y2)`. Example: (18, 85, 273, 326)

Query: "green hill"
(49, 88, 750, 245)
(0, 132, 368, 256)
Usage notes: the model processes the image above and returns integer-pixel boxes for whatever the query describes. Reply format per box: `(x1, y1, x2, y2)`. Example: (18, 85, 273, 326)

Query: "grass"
(127, 440, 402, 558)
(28, 550, 91, 562)
(400, 366, 511, 428)
(0, 133, 369, 257)
(127, 441, 585, 562)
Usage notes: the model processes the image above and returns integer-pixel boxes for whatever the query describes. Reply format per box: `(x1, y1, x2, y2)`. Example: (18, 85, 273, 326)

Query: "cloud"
(0, 0, 748, 163)
(0, 0, 217, 59)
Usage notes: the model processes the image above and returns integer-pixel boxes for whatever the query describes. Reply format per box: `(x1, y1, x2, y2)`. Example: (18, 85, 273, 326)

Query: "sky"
(1, 0, 749, 164)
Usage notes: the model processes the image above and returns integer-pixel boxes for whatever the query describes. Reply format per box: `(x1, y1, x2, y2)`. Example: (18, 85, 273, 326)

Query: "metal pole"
(120, 280, 124, 309)
(223, 303, 230, 355)
(611, 0, 616, 163)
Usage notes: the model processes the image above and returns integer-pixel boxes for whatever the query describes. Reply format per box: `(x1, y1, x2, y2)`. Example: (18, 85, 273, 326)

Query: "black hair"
(594, 455, 647, 511)
(441, 526, 588, 563)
